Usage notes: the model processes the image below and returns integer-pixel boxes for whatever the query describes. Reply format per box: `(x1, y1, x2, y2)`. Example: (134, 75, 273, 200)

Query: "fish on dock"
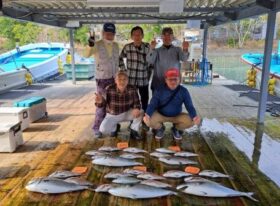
(123, 147, 148, 153)
(137, 172, 166, 180)
(64, 177, 95, 187)
(123, 168, 146, 176)
(25, 177, 91, 194)
(92, 157, 143, 167)
(174, 151, 198, 157)
(155, 148, 176, 154)
(48, 170, 81, 179)
(120, 153, 145, 159)
(108, 184, 177, 199)
(163, 170, 193, 178)
(85, 150, 109, 156)
(159, 157, 198, 165)
(150, 152, 171, 158)
(95, 184, 114, 193)
(112, 176, 141, 184)
(104, 172, 133, 179)
(140, 180, 172, 188)
(177, 177, 258, 202)
(98, 146, 121, 152)
(198, 170, 232, 178)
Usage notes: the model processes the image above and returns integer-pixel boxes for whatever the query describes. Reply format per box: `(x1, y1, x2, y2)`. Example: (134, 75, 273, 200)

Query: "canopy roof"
(1, 0, 280, 28)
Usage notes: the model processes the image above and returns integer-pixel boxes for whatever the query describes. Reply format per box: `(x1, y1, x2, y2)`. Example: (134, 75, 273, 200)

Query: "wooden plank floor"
(0, 79, 279, 206)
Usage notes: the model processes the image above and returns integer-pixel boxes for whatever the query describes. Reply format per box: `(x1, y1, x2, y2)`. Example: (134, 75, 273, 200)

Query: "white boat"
(0, 42, 68, 93)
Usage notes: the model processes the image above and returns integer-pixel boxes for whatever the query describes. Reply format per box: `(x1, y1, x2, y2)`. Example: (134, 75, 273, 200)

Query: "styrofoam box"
(0, 107, 30, 130)
(0, 122, 23, 152)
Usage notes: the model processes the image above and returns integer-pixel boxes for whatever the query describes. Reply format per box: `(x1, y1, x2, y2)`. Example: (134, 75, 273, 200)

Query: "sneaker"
(172, 127, 183, 140)
(155, 125, 165, 140)
(94, 131, 102, 138)
(110, 124, 121, 137)
(130, 129, 142, 140)
(141, 121, 150, 131)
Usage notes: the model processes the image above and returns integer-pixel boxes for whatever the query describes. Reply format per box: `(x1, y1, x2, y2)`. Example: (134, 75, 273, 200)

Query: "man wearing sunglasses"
(143, 68, 201, 140)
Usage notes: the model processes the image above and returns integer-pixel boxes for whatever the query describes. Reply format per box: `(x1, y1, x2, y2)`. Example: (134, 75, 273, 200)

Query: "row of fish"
(25, 146, 257, 201)
(89, 146, 257, 201)
(88, 146, 201, 166)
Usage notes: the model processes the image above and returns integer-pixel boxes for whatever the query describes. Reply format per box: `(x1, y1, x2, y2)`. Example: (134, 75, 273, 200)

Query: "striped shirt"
(119, 42, 150, 86)
(96, 84, 141, 115)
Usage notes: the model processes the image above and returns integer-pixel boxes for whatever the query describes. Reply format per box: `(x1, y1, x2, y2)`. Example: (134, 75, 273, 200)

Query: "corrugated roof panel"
(1, 0, 278, 27)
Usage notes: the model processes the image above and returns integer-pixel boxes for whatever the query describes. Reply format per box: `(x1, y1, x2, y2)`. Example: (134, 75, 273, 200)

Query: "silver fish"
(108, 184, 177, 199)
(92, 157, 143, 167)
(120, 153, 145, 159)
(174, 151, 198, 157)
(123, 168, 146, 176)
(48, 170, 81, 179)
(98, 146, 120, 152)
(137, 172, 166, 180)
(25, 177, 89, 194)
(155, 148, 175, 154)
(163, 170, 192, 178)
(177, 177, 257, 202)
(123, 147, 147, 153)
(159, 157, 198, 165)
(104, 172, 133, 179)
(150, 152, 171, 158)
(64, 177, 94, 187)
(140, 180, 172, 188)
(199, 170, 232, 178)
(91, 153, 110, 160)
(112, 176, 140, 184)
(85, 150, 109, 156)
(95, 184, 113, 193)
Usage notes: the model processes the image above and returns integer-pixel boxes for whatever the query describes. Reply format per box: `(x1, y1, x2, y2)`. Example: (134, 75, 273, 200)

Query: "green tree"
(0, 17, 42, 49)
(74, 25, 90, 45)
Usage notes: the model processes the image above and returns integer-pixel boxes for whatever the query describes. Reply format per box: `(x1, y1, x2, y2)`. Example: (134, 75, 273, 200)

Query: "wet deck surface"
(0, 78, 279, 206)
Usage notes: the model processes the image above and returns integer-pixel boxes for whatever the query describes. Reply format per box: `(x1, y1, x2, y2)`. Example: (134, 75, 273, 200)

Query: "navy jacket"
(146, 84, 197, 119)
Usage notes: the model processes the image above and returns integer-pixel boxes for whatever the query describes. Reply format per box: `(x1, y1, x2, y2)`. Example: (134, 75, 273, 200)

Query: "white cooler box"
(14, 97, 47, 123)
(0, 107, 30, 130)
(0, 122, 23, 152)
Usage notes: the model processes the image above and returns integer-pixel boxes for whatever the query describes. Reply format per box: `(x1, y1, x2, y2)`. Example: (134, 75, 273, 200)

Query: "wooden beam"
(256, 0, 274, 9)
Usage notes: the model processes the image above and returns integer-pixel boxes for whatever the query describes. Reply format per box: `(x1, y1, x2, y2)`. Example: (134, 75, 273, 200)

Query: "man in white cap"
(86, 23, 119, 138)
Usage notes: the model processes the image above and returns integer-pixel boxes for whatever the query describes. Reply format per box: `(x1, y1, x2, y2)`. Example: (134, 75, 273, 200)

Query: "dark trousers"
(138, 85, 149, 112)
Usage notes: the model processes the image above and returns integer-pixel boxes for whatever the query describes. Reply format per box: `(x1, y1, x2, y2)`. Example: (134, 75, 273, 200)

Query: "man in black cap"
(86, 23, 119, 138)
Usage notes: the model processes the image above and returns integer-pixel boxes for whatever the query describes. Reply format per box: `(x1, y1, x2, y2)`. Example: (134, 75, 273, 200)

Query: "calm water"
(193, 49, 263, 83)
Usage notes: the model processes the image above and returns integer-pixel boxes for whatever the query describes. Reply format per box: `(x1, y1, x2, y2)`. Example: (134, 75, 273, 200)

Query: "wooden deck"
(0, 78, 279, 206)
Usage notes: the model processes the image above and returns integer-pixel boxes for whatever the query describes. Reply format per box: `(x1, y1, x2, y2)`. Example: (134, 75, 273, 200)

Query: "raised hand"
(150, 38, 157, 50)
(182, 39, 189, 51)
(88, 31, 95, 47)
